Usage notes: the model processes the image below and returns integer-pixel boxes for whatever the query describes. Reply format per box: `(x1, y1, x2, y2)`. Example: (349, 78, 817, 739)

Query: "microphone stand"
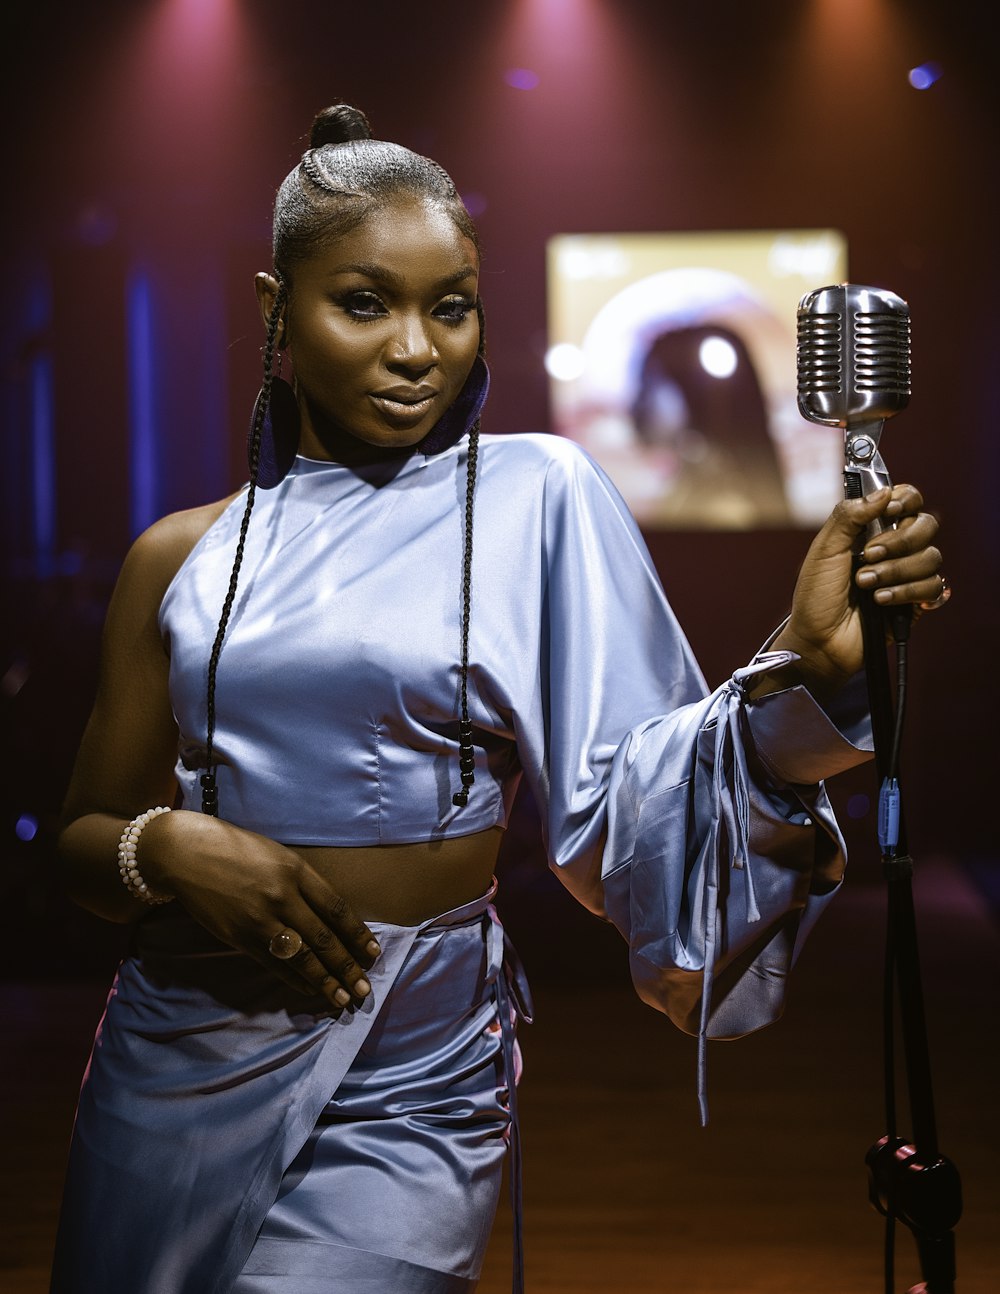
(845, 464, 963, 1294)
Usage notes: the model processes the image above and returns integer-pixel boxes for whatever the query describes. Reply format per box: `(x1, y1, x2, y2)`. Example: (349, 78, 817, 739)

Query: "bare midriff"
(289, 825, 505, 926)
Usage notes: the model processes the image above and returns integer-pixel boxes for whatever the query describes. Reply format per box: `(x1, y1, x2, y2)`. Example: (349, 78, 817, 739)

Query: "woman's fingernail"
(355, 979, 371, 999)
(864, 545, 886, 563)
(865, 487, 890, 502)
(366, 940, 381, 958)
(334, 987, 351, 1006)
(874, 588, 893, 604)
(857, 570, 878, 587)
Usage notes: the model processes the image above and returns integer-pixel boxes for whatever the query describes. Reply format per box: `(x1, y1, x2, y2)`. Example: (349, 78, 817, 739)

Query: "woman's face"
(262, 195, 480, 463)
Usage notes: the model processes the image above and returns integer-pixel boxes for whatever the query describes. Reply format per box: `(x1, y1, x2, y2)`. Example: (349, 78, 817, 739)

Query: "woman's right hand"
(141, 809, 381, 1009)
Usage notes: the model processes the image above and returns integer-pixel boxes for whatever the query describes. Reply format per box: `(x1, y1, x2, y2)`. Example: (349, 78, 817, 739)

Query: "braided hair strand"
(200, 281, 286, 815)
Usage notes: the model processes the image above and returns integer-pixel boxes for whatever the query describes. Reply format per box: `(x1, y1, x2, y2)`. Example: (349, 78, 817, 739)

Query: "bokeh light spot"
(504, 68, 540, 91)
(908, 61, 943, 90)
(461, 191, 488, 218)
(545, 343, 586, 382)
(74, 202, 119, 247)
(15, 814, 39, 843)
(699, 335, 738, 379)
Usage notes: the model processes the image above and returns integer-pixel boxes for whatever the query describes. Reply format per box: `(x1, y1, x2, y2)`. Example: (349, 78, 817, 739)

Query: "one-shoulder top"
(159, 434, 705, 846)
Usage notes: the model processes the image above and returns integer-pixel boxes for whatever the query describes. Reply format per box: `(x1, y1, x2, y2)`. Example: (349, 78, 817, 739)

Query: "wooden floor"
(2, 856, 996, 1293)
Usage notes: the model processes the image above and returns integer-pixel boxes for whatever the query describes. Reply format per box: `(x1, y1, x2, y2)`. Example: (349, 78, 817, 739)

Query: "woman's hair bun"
(309, 104, 375, 149)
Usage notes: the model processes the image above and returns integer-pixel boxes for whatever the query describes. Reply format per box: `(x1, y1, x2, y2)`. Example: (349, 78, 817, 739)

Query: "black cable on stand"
(797, 285, 962, 1294)
(852, 531, 961, 1294)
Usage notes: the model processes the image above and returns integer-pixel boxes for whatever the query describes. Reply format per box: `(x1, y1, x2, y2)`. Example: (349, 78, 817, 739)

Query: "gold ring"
(919, 575, 951, 612)
(268, 928, 304, 960)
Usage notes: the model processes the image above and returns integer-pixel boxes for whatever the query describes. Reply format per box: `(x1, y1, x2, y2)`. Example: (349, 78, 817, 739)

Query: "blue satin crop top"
(158, 433, 709, 851)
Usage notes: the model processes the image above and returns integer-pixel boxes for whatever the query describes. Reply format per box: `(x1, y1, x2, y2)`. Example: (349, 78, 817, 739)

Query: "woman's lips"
(369, 390, 438, 423)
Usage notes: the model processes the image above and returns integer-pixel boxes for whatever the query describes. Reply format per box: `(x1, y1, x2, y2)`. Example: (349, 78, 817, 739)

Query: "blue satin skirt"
(50, 885, 529, 1294)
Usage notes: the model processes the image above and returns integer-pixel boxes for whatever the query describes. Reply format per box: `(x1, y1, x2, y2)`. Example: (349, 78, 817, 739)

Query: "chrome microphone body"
(796, 283, 911, 536)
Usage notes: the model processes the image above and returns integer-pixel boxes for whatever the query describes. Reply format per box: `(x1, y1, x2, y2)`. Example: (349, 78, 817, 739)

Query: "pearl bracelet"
(117, 806, 174, 905)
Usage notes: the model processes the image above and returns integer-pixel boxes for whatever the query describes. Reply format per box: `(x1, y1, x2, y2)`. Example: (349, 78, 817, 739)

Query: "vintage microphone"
(796, 285, 962, 1294)
(798, 283, 912, 768)
(796, 283, 910, 513)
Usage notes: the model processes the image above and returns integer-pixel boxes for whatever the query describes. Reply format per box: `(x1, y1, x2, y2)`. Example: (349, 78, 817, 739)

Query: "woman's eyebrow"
(324, 261, 479, 290)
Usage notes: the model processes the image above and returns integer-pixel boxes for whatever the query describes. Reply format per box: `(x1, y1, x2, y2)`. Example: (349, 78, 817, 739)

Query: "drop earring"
(248, 330, 300, 490)
(419, 354, 490, 455)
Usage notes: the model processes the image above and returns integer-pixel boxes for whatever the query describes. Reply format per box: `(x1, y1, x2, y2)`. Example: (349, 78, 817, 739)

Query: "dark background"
(1, 0, 996, 982)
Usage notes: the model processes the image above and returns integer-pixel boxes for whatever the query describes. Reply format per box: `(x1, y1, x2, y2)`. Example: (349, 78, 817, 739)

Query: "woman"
(51, 104, 945, 1294)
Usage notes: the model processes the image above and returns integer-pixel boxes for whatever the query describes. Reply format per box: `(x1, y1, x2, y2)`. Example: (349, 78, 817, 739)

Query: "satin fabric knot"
(696, 652, 798, 1123)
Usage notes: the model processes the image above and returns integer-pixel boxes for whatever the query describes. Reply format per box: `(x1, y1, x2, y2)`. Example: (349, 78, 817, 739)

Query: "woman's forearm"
(57, 808, 212, 923)
(57, 811, 171, 923)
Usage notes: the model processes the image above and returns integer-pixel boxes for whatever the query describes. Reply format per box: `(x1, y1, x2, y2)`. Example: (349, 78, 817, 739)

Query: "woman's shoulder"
(478, 431, 610, 490)
(120, 494, 242, 601)
(478, 431, 629, 514)
(480, 430, 593, 467)
(92, 493, 242, 664)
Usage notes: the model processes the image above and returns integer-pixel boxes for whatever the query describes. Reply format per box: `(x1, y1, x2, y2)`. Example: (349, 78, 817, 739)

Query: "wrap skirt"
(50, 883, 531, 1294)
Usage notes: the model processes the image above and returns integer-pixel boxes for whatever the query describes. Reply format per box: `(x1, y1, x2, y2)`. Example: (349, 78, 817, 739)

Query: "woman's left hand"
(771, 484, 944, 694)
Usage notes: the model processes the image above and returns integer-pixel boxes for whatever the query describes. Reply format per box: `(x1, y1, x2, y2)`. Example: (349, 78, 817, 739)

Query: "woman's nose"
(386, 314, 437, 372)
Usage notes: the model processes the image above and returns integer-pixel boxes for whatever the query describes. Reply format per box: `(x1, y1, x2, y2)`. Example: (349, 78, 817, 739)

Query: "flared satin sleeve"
(497, 439, 872, 1114)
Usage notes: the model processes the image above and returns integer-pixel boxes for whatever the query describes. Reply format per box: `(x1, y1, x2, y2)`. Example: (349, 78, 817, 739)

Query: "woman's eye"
(341, 292, 386, 320)
(435, 298, 475, 326)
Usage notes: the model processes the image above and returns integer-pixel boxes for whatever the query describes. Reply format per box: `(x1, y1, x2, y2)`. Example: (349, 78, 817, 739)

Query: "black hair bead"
(200, 771, 219, 817)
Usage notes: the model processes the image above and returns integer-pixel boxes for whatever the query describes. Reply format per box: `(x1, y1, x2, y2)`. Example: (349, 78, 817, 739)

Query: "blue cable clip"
(878, 777, 901, 852)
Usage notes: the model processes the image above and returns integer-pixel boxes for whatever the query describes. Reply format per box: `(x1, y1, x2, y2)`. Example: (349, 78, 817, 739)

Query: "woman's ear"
(254, 272, 286, 345)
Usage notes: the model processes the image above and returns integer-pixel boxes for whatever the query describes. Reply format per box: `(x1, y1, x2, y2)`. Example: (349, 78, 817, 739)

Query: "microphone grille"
(796, 306, 843, 414)
(854, 306, 911, 399)
(797, 284, 911, 427)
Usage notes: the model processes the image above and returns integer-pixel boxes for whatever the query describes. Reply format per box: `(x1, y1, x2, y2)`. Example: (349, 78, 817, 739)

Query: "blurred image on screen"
(546, 230, 848, 529)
